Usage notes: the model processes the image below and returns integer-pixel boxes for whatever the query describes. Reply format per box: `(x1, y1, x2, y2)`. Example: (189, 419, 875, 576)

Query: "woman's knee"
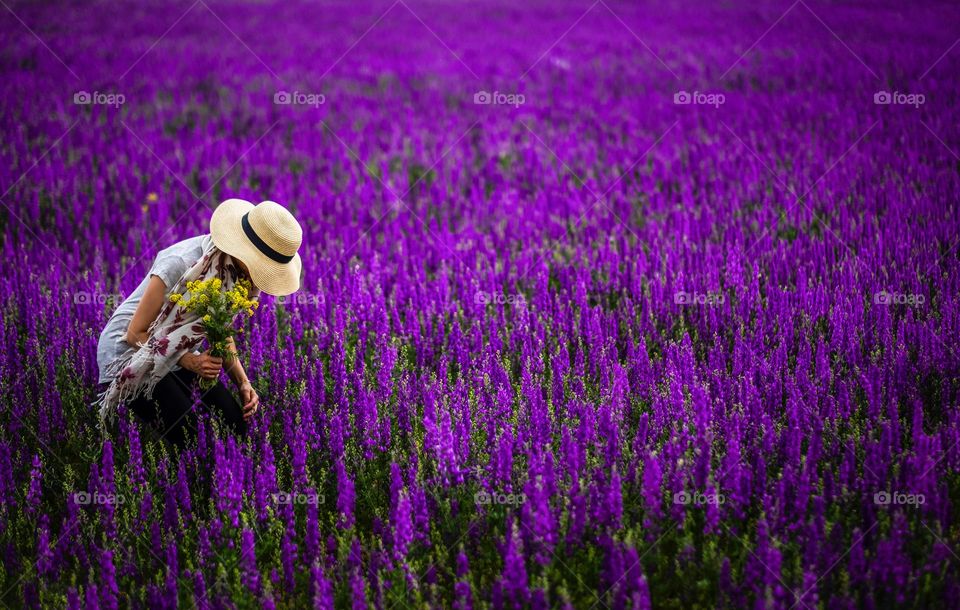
(129, 376, 198, 446)
(200, 383, 247, 436)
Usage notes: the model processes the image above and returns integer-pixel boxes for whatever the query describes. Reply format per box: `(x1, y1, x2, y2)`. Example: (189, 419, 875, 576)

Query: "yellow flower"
(170, 293, 182, 303)
(146, 192, 159, 203)
(203, 314, 211, 322)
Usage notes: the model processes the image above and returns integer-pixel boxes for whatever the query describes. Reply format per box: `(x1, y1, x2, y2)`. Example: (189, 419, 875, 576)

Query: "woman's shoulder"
(158, 234, 207, 259)
(150, 235, 208, 286)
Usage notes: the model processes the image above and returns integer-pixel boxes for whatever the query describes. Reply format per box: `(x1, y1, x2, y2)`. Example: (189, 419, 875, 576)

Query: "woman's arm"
(224, 337, 249, 386)
(124, 276, 167, 347)
(225, 337, 259, 419)
(125, 274, 224, 379)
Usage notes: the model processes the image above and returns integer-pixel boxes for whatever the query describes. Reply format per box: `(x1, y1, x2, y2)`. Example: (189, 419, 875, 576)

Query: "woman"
(96, 199, 303, 447)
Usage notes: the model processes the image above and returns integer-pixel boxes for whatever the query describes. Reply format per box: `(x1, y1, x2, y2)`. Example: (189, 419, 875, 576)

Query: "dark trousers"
(127, 368, 246, 448)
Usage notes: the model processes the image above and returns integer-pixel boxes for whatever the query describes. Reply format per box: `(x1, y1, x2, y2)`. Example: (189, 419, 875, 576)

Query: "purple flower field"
(1, 0, 959, 607)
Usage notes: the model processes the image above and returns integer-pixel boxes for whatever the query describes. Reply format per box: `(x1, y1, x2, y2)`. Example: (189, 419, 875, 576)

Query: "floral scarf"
(97, 236, 250, 426)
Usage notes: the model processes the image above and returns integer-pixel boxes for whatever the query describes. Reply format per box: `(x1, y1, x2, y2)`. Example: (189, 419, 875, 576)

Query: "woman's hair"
(228, 255, 252, 284)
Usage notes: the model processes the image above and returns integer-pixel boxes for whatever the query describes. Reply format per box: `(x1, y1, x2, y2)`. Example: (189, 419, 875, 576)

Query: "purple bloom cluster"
(1, 0, 959, 607)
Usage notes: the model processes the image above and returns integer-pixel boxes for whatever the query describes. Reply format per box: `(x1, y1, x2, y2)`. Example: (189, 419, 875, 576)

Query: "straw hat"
(210, 199, 303, 296)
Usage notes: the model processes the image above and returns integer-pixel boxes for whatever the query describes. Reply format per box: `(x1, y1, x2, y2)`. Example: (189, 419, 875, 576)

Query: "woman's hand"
(180, 351, 223, 380)
(239, 381, 259, 419)
(222, 339, 258, 418)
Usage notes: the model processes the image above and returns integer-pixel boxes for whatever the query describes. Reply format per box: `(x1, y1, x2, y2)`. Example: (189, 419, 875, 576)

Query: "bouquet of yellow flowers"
(169, 278, 258, 389)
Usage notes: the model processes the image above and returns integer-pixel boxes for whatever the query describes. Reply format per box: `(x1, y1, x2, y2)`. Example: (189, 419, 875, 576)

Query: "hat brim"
(210, 198, 302, 297)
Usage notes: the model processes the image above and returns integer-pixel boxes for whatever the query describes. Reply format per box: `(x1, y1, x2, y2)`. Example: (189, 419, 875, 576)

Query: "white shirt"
(96, 236, 206, 384)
